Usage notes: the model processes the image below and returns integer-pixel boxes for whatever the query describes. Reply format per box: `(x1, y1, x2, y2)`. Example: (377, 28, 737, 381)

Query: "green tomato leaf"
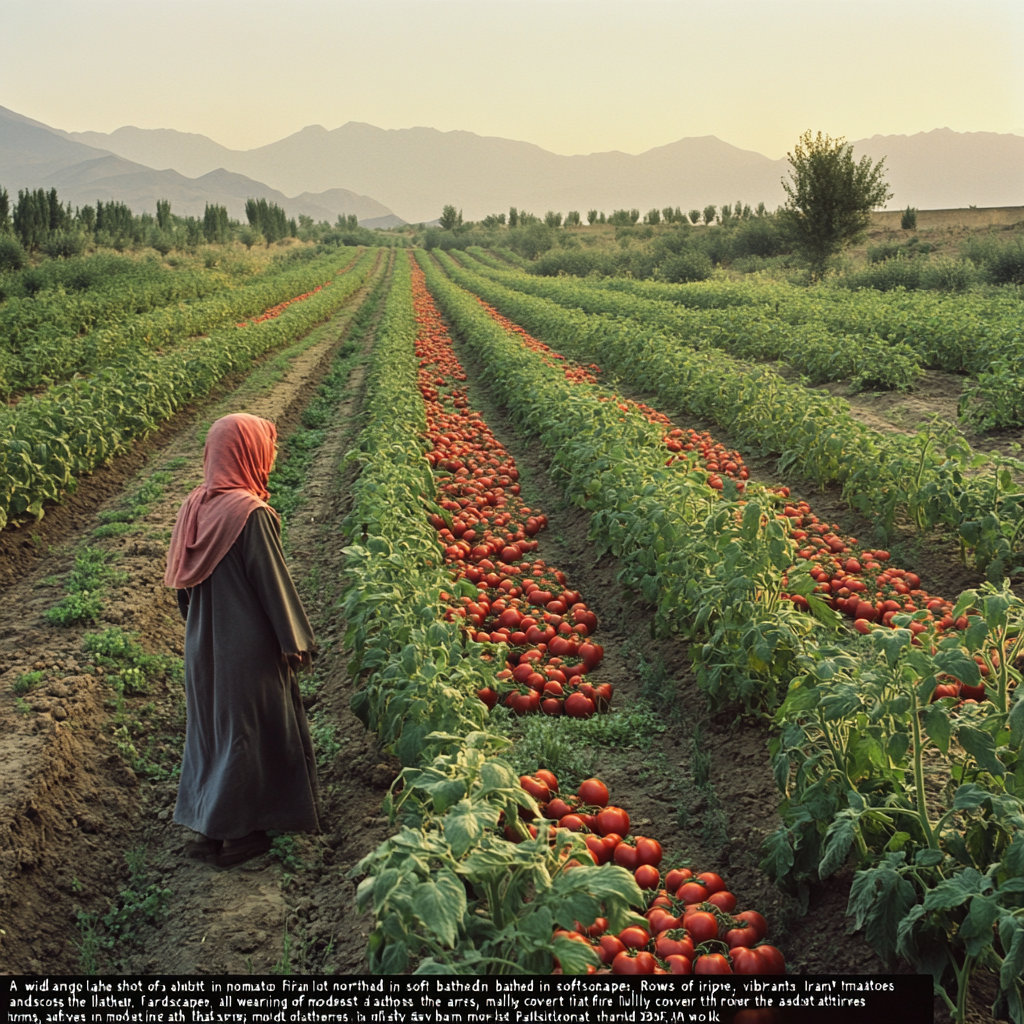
(412, 868, 466, 949)
(958, 725, 1005, 777)
(443, 799, 487, 858)
(933, 649, 981, 688)
(819, 812, 857, 878)
(922, 701, 952, 755)
(553, 936, 600, 975)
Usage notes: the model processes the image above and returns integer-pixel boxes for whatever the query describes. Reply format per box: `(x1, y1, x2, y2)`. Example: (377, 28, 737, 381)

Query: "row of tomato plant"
(342, 252, 780, 975)
(463, 249, 924, 393)
(439, 250, 1024, 582)
(341, 251, 645, 973)
(481, 247, 1024, 431)
(421, 250, 1024, 1019)
(0, 247, 362, 399)
(0, 248, 378, 531)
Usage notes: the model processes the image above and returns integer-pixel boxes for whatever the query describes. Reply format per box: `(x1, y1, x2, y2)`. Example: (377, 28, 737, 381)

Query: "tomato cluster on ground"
(514, 772, 786, 976)
(471, 296, 1004, 705)
(411, 264, 611, 716)
(235, 281, 330, 328)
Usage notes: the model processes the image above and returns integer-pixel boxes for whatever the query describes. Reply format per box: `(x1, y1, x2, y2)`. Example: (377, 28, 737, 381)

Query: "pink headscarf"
(164, 413, 278, 589)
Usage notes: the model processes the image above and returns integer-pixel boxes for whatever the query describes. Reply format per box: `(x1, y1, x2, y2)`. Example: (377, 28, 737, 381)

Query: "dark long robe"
(173, 506, 319, 840)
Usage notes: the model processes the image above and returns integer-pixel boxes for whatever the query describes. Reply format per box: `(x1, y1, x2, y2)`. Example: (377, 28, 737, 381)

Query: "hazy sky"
(2, 0, 1022, 157)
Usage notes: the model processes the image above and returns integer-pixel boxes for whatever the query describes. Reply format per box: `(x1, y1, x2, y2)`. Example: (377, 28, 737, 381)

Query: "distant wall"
(871, 206, 1024, 229)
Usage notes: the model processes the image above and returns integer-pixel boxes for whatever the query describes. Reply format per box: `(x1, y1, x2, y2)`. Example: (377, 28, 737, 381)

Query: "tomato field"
(0, 238, 1022, 1021)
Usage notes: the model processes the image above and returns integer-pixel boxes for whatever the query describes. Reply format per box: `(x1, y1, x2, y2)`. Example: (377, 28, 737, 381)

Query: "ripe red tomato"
(683, 911, 719, 944)
(696, 871, 725, 895)
(635, 837, 663, 868)
(617, 926, 651, 950)
(677, 880, 708, 904)
(612, 950, 655, 975)
(665, 954, 692, 975)
(519, 775, 550, 802)
(558, 814, 586, 832)
(613, 842, 640, 871)
(545, 797, 575, 820)
(664, 868, 692, 892)
(734, 911, 768, 941)
(725, 924, 757, 949)
(707, 890, 737, 913)
(694, 953, 732, 974)
(730, 947, 766, 974)
(596, 806, 630, 837)
(597, 934, 625, 965)
(654, 929, 694, 960)
(755, 944, 786, 974)
(634, 864, 660, 890)
(577, 778, 610, 807)
(565, 692, 595, 718)
(645, 908, 679, 934)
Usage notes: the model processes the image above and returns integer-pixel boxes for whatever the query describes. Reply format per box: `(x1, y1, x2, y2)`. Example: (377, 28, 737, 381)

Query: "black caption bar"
(4, 975, 933, 1024)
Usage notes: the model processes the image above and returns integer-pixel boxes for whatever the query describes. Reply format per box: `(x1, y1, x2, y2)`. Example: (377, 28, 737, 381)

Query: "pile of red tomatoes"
(235, 282, 327, 328)
(514, 772, 786, 976)
(411, 264, 611, 717)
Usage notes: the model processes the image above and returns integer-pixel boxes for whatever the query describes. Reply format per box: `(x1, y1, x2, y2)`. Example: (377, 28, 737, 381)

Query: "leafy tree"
(96, 200, 136, 240)
(156, 199, 172, 230)
(629, 209, 640, 225)
(702, 205, 716, 225)
(508, 206, 519, 229)
(544, 211, 562, 228)
(587, 209, 598, 225)
(564, 210, 581, 227)
(598, 212, 606, 224)
(901, 206, 917, 230)
(645, 208, 661, 226)
(720, 204, 732, 223)
(245, 197, 289, 244)
(688, 209, 701, 225)
(440, 205, 463, 231)
(661, 207, 674, 224)
(0, 187, 10, 234)
(201, 203, 229, 243)
(239, 226, 263, 250)
(755, 201, 767, 218)
(76, 204, 96, 234)
(779, 129, 893, 277)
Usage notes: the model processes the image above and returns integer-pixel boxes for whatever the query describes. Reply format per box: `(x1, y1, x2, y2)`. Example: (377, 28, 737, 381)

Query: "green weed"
(12, 670, 45, 694)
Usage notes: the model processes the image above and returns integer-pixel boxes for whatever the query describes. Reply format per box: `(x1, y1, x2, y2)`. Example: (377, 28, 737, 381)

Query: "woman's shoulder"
(242, 504, 282, 540)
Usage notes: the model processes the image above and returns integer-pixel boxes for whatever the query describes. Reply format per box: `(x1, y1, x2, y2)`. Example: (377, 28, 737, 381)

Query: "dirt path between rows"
(0, 251, 392, 975)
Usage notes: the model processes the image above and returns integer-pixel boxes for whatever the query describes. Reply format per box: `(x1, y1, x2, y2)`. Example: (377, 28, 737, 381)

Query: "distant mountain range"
(3, 103, 1023, 226)
(0, 106, 400, 227)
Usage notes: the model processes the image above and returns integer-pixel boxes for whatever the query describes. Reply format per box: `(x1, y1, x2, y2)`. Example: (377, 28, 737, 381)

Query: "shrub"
(987, 235, 1024, 285)
(731, 217, 788, 258)
(658, 249, 712, 283)
(0, 234, 27, 271)
(901, 206, 917, 230)
(920, 256, 977, 293)
(506, 223, 555, 260)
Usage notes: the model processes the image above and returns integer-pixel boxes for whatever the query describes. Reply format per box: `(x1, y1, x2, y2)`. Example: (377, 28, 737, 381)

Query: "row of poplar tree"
(0, 185, 362, 259)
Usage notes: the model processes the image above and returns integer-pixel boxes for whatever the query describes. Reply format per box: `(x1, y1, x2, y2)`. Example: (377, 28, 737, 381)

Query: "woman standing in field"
(164, 412, 319, 867)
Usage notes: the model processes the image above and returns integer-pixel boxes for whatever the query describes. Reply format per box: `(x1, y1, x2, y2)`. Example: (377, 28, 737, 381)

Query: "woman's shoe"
(217, 830, 272, 867)
(184, 835, 223, 862)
